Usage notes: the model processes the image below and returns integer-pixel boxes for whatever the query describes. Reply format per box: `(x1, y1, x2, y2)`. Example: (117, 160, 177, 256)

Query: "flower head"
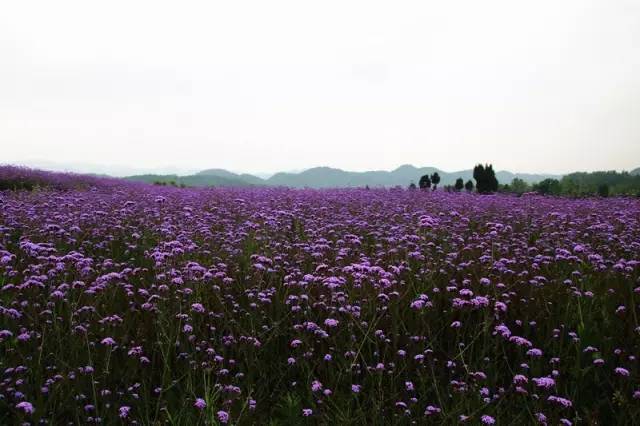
(119, 406, 131, 418)
(217, 410, 229, 423)
(101, 337, 116, 346)
(16, 401, 35, 415)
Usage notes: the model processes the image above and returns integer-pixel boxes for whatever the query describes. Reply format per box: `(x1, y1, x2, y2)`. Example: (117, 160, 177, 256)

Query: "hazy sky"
(2, 1, 639, 176)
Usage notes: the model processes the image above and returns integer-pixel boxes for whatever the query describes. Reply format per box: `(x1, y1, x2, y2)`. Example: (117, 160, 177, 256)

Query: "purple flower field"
(1, 167, 640, 424)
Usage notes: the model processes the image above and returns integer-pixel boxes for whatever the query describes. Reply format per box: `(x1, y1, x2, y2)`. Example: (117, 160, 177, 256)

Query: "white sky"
(1, 0, 639, 176)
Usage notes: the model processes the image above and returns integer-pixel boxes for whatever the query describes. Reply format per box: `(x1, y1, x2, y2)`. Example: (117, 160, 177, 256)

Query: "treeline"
(152, 180, 187, 188)
(502, 171, 640, 197)
(412, 166, 640, 197)
(412, 164, 498, 194)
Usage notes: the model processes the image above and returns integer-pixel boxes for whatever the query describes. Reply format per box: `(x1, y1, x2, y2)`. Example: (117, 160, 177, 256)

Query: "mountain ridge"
(125, 165, 564, 188)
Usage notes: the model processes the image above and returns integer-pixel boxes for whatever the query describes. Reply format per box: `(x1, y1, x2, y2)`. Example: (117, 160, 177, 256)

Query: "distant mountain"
(267, 167, 401, 188)
(125, 173, 254, 187)
(631, 167, 640, 176)
(125, 165, 562, 188)
(265, 165, 559, 188)
(197, 168, 264, 185)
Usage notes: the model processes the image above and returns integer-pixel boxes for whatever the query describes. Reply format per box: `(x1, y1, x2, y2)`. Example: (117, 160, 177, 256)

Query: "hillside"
(125, 173, 254, 187)
(126, 165, 561, 188)
(196, 168, 265, 185)
(264, 165, 559, 188)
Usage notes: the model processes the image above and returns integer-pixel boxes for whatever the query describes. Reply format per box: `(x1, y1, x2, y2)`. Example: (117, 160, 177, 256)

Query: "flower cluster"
(0, 167, 639, 423)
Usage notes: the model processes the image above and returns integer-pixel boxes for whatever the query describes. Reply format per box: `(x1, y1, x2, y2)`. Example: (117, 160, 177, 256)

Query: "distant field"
(1, 168, 639, 424)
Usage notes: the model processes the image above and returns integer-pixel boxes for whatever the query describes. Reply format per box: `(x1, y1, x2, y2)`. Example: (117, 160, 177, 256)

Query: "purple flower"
(527, 348, 543, 357)
(324, 318, 339, 327)
(513, 374, 528, 384)
(302, 408, 313, 416)
(101, 337, 116, 346)
(16, 401, 35, 415)
(194, 398, 206, 410)
(119, 406, 131, 418)
(615, 367, 630, 377)
(509, 336, 532, 347)
(217, 410, 229, 423)
(532, 377, 555, 389)
(481, 415, 495, 424)
(548, 395, 572, 407)
(191, 303, 205, 313)
(535, 412, 547, 423)
(424, 405, 441, 415)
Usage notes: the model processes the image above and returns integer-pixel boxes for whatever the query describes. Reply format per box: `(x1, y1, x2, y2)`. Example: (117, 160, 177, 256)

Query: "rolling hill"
(265, 165, 559, 188)
(124, 173, 253, 187)
(125, 165, 561, 188)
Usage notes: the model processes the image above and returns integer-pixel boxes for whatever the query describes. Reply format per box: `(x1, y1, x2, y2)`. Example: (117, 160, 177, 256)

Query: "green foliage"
(430, 172, 441, 190)
(472, 164, 499, 194)
(418, 174, 431, 190)
(128, 174, 254, 188)
(533, 178, 562, 196)
(270, 393, 303, 425)
(559, 171, 640, 196)
(454, 178, 464, 191)
(0, 178, 36, 191)
(464, 180, 474, 192)
(597, 184, 609, 198)
(509, 177, 529, 194)
(523, 171, 640, 197)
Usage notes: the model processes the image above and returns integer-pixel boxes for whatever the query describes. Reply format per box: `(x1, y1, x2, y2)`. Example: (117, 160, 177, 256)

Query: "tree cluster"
(473, 164, 499, 194)
(418, 172, 441, 190)
(499, 171, 640, 197)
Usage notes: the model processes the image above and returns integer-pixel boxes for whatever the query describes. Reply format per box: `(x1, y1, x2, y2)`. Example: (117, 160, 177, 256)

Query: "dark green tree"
(454, 178, 464, 191)
(473, 164, 499, 193)
(597, 184, 609, 197)
(510, 177, 529, 194)
(430, 172, 441, 190)
(533, 178, 561, 195)
(419, 175, 431, 190)
(472, 165, 483, 191)
(408, 182, 417, 190)
(486, 164, 498, 192)
(464, 180, 474, 192)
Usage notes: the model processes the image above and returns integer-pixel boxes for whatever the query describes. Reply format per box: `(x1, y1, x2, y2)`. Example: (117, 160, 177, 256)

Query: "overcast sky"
(1, 0, 639, 176)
